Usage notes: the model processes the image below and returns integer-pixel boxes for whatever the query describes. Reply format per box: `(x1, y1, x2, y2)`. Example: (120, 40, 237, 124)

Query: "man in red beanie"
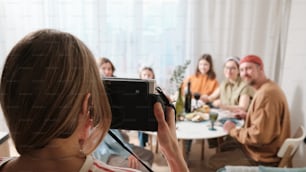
(209, 55, 291, 170)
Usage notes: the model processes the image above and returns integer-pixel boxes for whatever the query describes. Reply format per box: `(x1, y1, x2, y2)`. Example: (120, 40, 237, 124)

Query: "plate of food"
(194, 104, 210, 113)
(185, 111, 209, 122)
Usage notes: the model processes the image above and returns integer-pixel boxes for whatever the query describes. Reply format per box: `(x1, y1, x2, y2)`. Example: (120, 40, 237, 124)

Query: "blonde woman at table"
(202, 56, 255, 113)
(0, 29, 188, 172)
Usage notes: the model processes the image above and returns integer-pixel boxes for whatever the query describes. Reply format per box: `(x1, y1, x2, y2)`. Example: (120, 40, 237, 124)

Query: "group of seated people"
(182, 54, 256, 158)
(95, 52, 291, 171)
(181, 54, 290, 170)
(0, 29, 292, 172)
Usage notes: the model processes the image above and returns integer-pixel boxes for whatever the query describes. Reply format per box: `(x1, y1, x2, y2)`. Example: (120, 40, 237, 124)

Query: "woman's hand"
(212, 99, 221, 107)
(200, 95, 210, 103)
(154, 103, 189, 172)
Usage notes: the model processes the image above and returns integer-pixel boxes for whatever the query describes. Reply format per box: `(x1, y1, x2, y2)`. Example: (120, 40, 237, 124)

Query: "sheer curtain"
(0, 0, 189, 95)
(183, 0, 291, 83)
(0, 0, 290, 96)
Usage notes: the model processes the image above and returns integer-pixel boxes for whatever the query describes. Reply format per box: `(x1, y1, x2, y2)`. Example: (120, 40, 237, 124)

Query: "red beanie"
(240, 55, 263, 66)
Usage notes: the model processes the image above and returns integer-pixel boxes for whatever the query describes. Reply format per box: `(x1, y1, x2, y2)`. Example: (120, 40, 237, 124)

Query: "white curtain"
(0, 0, 290, 96)
(183, 0, 291, 83)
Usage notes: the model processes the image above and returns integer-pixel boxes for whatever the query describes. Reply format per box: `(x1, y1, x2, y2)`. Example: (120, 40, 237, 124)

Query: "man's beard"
(249, 79, 256, 86)
(243, 75, 256, 86)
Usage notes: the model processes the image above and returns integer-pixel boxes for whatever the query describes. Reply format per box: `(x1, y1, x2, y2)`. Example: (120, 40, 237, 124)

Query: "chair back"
(277, 125, 305, 167)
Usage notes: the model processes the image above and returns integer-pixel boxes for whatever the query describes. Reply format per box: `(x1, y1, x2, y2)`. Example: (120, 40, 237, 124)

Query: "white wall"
(281, 0, 306, 167)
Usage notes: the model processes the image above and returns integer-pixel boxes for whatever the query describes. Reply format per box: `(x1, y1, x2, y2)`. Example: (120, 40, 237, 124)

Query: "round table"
(146, 109, 243, 160)
(176, 120, 228, 140)
(175, 119, 242, 160)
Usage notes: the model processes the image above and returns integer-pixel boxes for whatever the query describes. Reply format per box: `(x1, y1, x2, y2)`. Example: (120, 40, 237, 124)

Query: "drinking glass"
(209, 111, 219, 131)
(193, 92, 201, 108)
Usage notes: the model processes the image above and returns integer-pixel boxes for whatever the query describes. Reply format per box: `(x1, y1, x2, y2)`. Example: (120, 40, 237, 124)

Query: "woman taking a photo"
(0, 29, 188, 172)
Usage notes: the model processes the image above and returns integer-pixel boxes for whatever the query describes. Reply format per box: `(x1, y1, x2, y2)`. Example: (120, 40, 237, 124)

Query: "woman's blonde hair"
(0, 29, 111, 155)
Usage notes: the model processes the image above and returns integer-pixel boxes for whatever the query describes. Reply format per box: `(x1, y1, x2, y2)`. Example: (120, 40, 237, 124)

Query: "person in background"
(182, 54, 219, 101)
(95, 59, 154, 171)
(208, 55, 291, 170)
(202, 56, 255, 113)
(0, 29, 189, 172)
(93, 129, 154, 172)
(202, 56, 255, 149)
(138, 67, 155, 147)
(97, 57, 116, 77)
(139, 67, 155, 80)
(182, 54, 219, 158)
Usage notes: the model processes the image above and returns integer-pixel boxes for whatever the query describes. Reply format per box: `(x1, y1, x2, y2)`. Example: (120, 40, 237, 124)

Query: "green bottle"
(184, 81, 192, 113)
(175, 84, 184, 120)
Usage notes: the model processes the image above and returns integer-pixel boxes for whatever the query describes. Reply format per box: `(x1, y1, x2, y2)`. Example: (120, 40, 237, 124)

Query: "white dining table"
(146, 109, 243, 160)
(176, 120, 227, 140)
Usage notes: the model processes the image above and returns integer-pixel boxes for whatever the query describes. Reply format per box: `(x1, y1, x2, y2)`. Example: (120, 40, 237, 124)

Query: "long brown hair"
(195, 54, 216, 79)
(0, 29, 111, 155)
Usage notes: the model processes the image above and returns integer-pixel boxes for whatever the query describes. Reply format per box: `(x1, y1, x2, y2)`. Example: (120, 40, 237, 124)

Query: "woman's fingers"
(154, 103, 176, 134)
(165, 106, 176, 135)
(153, 103, 167, 124)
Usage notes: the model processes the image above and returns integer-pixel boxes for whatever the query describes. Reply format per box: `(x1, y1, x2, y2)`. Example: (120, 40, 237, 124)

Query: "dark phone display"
(103, 78, 158, 131)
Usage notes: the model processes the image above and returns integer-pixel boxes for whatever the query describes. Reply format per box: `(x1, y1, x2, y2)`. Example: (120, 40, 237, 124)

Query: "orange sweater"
(182, 74, 219, 96)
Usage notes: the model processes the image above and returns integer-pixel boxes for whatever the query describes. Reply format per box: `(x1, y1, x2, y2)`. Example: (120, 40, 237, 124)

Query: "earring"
(78, 138, 86, 158)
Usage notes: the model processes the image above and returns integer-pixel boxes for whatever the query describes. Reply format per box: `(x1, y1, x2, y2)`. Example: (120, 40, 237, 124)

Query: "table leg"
(217, 137, 224, 152)
(201, 139, 205, 160)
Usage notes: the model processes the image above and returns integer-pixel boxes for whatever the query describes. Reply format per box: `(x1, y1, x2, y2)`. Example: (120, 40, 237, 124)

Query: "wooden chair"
(277, 125, 305, 167)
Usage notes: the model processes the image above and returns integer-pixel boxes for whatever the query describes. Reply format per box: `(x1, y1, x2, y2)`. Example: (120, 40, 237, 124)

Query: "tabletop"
(145, 109, 243, 160)
(176, 120, 228, 140)
(146, 109, 243, 140)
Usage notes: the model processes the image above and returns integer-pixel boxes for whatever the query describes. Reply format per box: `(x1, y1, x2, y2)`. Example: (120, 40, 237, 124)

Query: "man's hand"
(223, 120, 236, 132)
(233, 109, 247, 120)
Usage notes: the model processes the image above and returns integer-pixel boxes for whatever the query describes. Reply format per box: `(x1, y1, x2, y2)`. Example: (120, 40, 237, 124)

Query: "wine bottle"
(184, 81, 192, 113)
(175, 84, 184, 119)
